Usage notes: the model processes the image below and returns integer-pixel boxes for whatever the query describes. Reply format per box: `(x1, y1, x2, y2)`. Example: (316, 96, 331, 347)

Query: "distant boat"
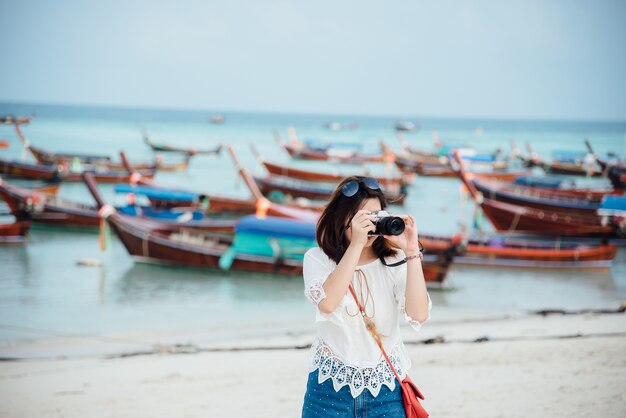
(0, 115, 32, 125)
(324, 121, 358, 131)
(394, 121, 419, 132)
(210, 115, 225, 124)
(143, 129, 222, 155)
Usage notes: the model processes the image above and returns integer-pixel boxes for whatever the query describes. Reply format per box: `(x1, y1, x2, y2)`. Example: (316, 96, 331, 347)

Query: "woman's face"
(344, 197, 382, 248)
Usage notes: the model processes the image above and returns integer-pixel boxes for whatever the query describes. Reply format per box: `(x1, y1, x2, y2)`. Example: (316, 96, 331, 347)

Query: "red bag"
(401, 375, 429, 418)
(348, 284, 429, 418)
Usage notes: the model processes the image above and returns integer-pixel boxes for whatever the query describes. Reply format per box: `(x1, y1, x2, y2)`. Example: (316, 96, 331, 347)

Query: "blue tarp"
(236, 215, 316, 240)
(117, 205, 203, 220)
(115, 184, 198, 201)
(514, 176, 567, 189)
(598, 196, 626, 216)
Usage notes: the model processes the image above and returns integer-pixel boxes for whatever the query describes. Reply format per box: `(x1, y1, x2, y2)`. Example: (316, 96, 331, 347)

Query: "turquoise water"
(1, 102, 625, 353)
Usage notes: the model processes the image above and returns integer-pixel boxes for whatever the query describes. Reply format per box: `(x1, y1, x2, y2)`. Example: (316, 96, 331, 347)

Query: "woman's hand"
(347, 210, 375, 249)
(385, 214, 420, 254)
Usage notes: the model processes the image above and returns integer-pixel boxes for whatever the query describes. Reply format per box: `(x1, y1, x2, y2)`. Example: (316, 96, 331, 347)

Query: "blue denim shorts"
(302, 369, 406, 418)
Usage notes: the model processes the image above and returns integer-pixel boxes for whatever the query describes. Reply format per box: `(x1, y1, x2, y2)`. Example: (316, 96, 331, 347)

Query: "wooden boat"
(120, 151, 322, 222)
(383, 142, 528, 180)
(0, 115, 32, 125)
(585, 139, 626, 189)
(454, 153, 619, 237)
(0, 221, 30, 244)
(250, 144, 410, 187)
(14, 125, 191, 172)
(275, 129, 385, 164)
(0, 157, 155, 183)
(85, 172, 454, 283)
(469, 176, 608, 216)
(422, 233, 616, 269)
(0, 177, 100, 227)
(0, 176, 238, 231)
(252, 174, 405, 204)
(522, 143, 602, 176)
(143, 130, 222, 155)
(0, 158, 62, 181)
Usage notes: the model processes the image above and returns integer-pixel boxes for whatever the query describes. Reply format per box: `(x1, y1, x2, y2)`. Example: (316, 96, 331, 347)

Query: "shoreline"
(1, 313, 624, 417)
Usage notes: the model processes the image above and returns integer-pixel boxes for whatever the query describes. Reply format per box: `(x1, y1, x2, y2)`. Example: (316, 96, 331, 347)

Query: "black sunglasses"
(341, 177, 380, 197)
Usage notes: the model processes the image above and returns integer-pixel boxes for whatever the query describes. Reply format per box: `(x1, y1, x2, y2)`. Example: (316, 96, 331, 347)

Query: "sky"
(1, 0, 625, 121)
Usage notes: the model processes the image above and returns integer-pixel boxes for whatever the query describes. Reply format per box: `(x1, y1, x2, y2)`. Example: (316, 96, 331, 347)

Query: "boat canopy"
(115, 184, 198, 202)
(236, 215, 315, 240)
(514, 176, 571, 189)
(598, 196, 626, 216)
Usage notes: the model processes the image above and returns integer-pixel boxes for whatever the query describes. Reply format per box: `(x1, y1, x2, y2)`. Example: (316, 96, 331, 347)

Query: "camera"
(369, 210, 405, 236)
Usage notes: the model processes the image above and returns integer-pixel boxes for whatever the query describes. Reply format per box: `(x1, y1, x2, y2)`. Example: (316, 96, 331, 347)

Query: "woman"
(302, 176, 431, 417)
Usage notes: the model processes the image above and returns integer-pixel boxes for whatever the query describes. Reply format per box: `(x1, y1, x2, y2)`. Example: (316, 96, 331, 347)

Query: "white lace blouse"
(303, 246, 432, 398)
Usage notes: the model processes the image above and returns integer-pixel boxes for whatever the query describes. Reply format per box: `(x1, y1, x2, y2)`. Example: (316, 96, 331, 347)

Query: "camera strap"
(380, 257, 406, 267)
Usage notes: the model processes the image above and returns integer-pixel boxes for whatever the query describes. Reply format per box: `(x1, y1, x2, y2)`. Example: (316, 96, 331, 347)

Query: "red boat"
(250, 144, 410, 187)
(421, 233, 616, 269)
(0, 157, 155, 183)
(83, 173, 454, 284)
(454, 153, 619, 237)
(252, 174, 406, 204)
(0, 177, 99, 227)
(0, 221, 30, 244)
(120, 152, 322, 222)
(275, 129, 385, 164)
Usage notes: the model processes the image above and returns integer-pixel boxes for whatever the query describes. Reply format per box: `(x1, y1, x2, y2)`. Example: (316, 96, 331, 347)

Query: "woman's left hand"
(385, 215, 420, 254)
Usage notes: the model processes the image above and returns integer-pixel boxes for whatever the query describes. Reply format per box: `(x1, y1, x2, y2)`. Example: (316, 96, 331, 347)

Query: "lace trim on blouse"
(305, 278, 327, 305)
(309, 337, 411, 398)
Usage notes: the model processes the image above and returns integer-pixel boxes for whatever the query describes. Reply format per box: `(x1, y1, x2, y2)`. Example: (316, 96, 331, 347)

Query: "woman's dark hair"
(316, 176, 399, 263)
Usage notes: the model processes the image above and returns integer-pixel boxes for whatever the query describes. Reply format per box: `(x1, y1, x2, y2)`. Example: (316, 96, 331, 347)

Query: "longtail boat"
(252, 174, 406, 204)
(0, 157, 155, 183)
(0, 177, 238, 231)
(454, 152, 621, 237)
(382, 141, 529, 180)
(469, 176, 610, 216)
(0, 116, 32, 125)
(14, 125, 191, 172)
(275, 129, 385, 164)
(85, 172, 454, 283)
(250, 144, 410, 187)
(0, 220, 30, 244)
(120, 151, 321, 222)
(585, 139, 626, 189)
(0, 177, 99, 227)
(421, 233, 616, 269)
(143, 130, 222, 155)
(521, 143, 602, 176)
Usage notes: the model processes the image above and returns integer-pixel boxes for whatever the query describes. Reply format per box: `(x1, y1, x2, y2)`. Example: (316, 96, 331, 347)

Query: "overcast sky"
(1, 0, 624, 120)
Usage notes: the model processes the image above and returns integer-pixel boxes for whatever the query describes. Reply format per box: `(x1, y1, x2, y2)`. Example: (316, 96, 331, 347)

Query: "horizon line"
(1, 99, 625, 126)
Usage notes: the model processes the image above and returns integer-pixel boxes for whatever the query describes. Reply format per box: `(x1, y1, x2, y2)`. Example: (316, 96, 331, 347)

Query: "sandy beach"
(1, 312, 624, 418)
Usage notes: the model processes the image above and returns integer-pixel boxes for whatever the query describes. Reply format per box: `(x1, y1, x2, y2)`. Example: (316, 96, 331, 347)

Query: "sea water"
(0, 103, 625, 355)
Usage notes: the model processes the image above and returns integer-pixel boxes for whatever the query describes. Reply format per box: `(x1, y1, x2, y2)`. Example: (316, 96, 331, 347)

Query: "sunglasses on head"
(341, 177, 381, 197)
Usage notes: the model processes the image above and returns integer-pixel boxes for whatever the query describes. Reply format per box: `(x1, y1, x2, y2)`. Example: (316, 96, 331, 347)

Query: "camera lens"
(377, 216, 405, 235)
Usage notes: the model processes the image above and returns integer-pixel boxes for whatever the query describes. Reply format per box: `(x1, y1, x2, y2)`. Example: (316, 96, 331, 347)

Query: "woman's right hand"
(348, 210, 375, 248)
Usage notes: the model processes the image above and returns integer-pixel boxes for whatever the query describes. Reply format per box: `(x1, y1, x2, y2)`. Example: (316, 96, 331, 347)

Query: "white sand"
(1, 313, 625, 418)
